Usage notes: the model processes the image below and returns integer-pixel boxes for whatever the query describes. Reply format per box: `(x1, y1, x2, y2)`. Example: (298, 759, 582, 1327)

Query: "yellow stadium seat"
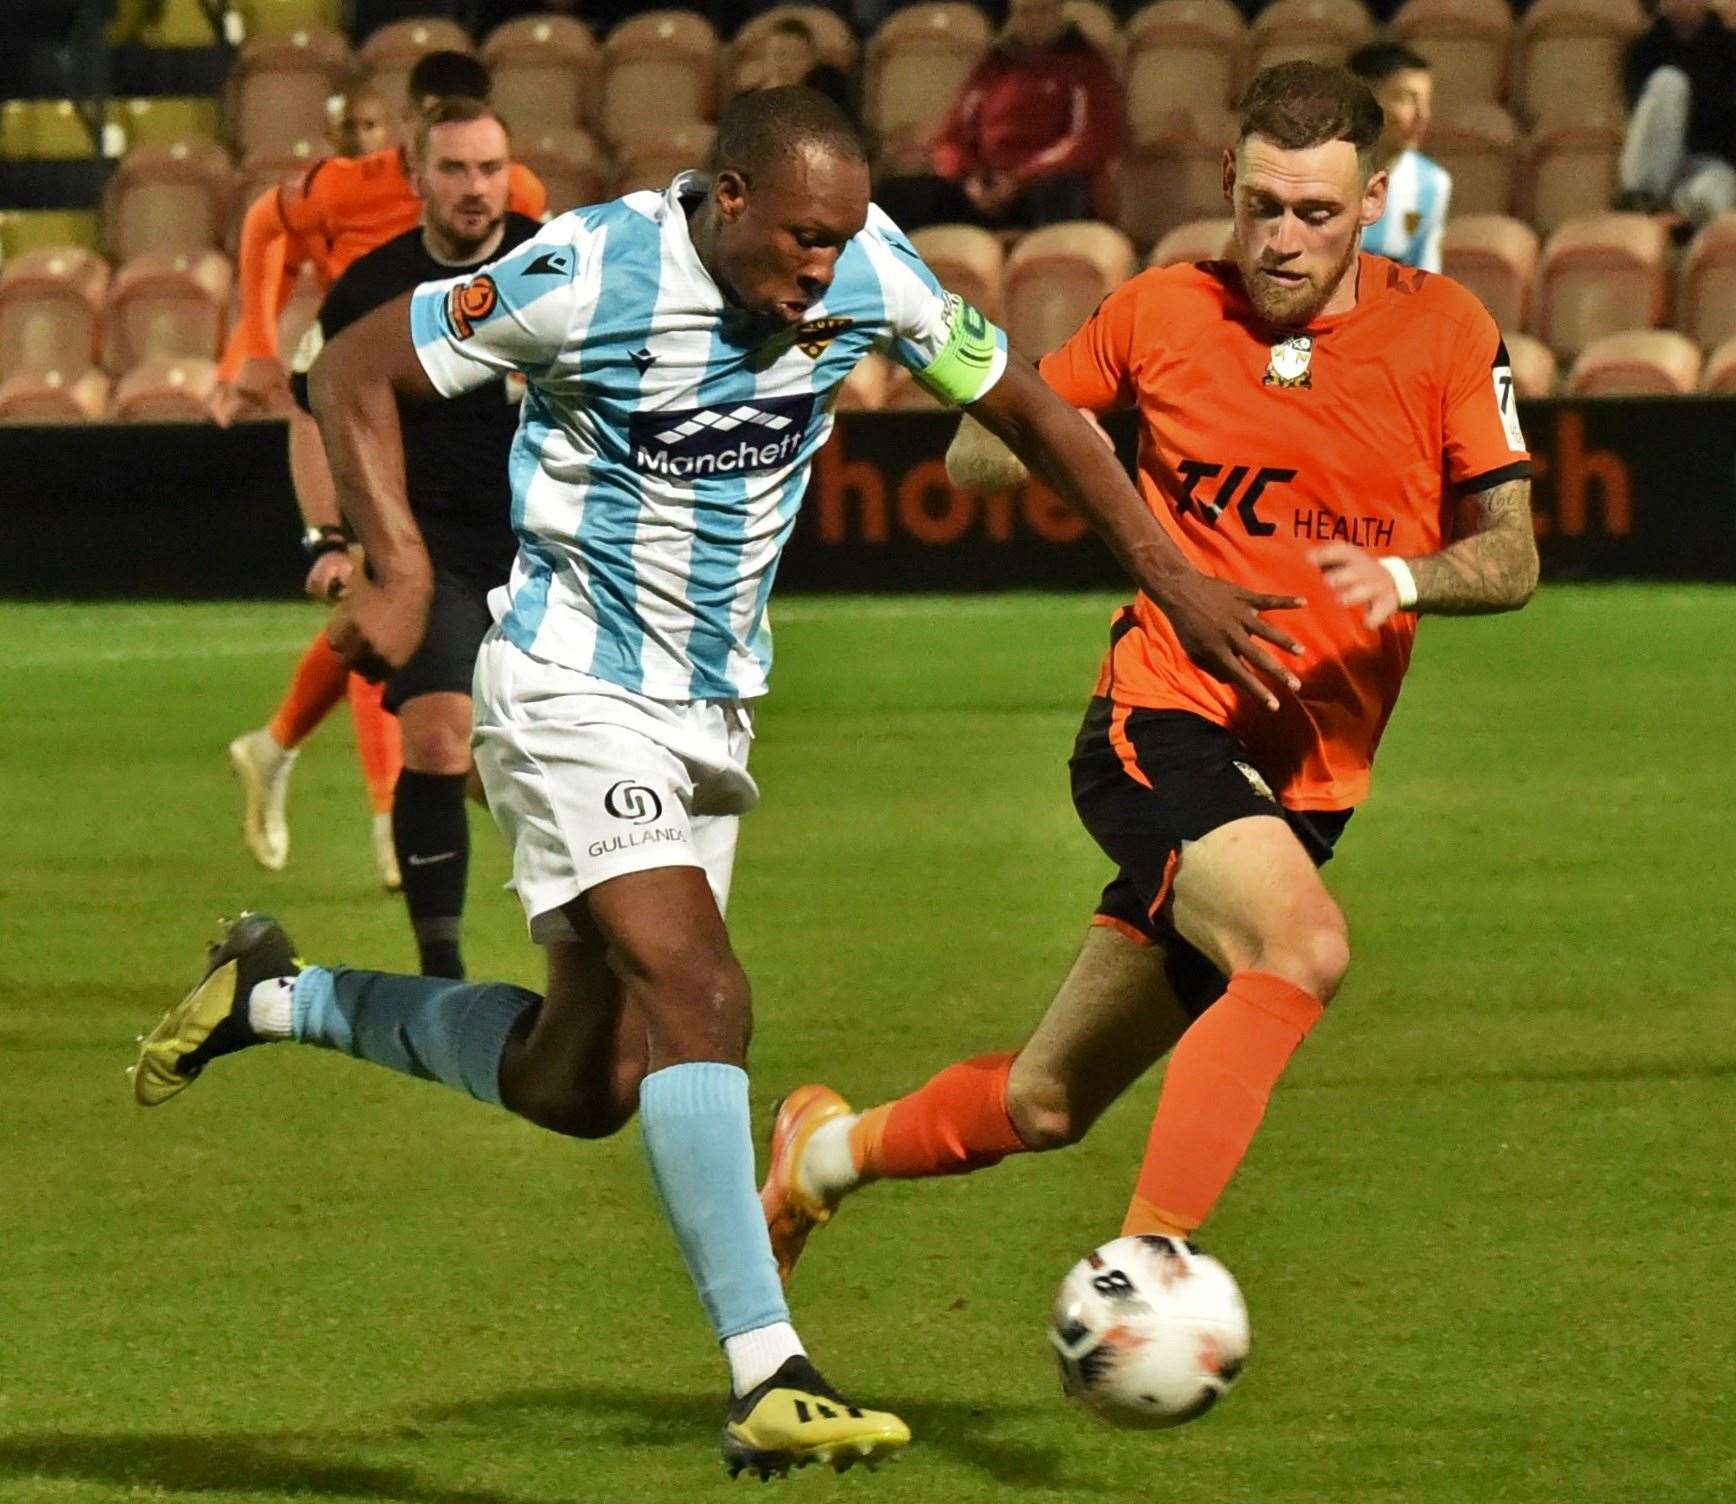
(0, 210, 101, 259)
(1567, 329, 1702, 394)
(1442, 214, 1539, 331)
(110, 97, 222, 151)
(911, 224, 1007, 322)
(1248, 0, 1374, 76)
(139, 0, 223, 46)
(602, 12, 720, 151)
(1149, 216, 1235, 266)
(1390, 0, 1514, 104)
(0, 367, 111, 424)
(1, 100, 100, 160)
(1536, 211, 1668, 360)
(865, 3, 993, 170)
(1426, 100, 1520, 217)
(1004, 221, 1136, 358)
(0, 248, 110, 381)
(483, 15, 603, 133)
(236, 0, 342, 39)
(1504, 330, 1558, 396)
(1125, 0, 1246, 124)
(1678, 213, 1736, 351)
(109, 355, 219, 420)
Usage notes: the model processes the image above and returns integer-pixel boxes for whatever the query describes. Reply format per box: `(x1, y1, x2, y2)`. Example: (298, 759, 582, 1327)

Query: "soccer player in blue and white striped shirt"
(1350, 44, 1452, 274)
(134, 86, 1302, 1476)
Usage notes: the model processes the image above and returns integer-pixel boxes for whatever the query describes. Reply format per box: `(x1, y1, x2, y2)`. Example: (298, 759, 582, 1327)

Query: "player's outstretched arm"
(1313, 476, 1538, 627)
(964, 353, 1304, 710)
(307, 289, 439, 677)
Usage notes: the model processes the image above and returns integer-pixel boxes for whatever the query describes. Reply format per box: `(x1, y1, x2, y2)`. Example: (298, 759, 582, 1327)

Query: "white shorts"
(472, 629, 759, 944)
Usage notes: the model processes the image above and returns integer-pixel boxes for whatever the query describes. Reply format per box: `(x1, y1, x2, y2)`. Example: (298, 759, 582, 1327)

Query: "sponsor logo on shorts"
(604, 779, 663, 825)
(588, 826, 687, 858)
(628, 393, 815, 481)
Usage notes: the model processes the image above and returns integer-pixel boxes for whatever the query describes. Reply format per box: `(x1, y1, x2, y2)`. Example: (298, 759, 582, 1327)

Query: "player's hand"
(1159, 573, 1305, 712)
(1311, 542, 1402, 629)
(208, 382, 242, 428)
(304, 549, 354, 604)
(327, 575, 431, 682)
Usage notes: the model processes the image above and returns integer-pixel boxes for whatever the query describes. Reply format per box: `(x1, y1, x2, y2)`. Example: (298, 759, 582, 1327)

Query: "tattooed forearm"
(1408, 478, 1539, 614)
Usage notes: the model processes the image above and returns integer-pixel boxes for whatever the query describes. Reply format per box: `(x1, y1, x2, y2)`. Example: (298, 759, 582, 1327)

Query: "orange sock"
(848, 1051, 1028, 1181)
(346, 673, 402, 814)
(1123, 971, 1324, 1239)
(267, 630, 351, 749)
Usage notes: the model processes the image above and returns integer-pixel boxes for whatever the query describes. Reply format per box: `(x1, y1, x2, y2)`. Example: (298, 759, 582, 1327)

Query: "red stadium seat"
(1149, 216, 1235, 266)
(1521, 110, 1626, 237)
(601, 12, 719, 151)
(613, 125, 717, 197)
(109, 355, 220, 420)
(1004, 221, 1136, 357)
(1678, 213, 1736, 351)
(1247, 0, 1375, 76)
(0, 247, 109, 379)
(103, 139, 235, 263)
(1536, 212, 1668, 360)
(1504, 330, 1559, 396)
(726, 5, 860, 99)
(1442, 214, 1539, 331)
(224, 27, 353, 160)
(1389, 0, 1513, 104)
(482, 15, 602, 133)
(517, 127, 610, 216)
(910, 224, 1007, 322)
(102, 249, 232, 375)
(865, 3, 993, 172)
(1567, 329, 1702, 393)
(1511, 0, 1643, 125)
(1425, 100, 1520, 216)
(358, 17, 475, 106)
(0, 366, 110, 423)
(1125, 0, 1246, 125)
(1117, 105, 1237, 249)
(1699, 333, 1736, 391)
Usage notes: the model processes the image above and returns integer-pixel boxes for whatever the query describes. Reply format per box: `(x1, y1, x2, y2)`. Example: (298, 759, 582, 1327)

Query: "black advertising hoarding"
(0, 400, 1731, 598)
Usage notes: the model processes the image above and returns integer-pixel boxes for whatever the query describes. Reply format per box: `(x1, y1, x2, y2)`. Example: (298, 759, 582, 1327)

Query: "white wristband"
(1379, 555, 1419, 610)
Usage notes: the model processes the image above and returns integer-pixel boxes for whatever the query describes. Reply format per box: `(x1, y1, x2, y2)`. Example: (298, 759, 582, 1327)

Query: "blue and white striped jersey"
(1363, 149, 1452, 273)
(409, 172, 1009, 702)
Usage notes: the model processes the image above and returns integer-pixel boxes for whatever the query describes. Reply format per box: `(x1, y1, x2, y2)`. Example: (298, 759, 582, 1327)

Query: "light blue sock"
(639, 1062, 791, 1342)
(291, 965, 536, 1107)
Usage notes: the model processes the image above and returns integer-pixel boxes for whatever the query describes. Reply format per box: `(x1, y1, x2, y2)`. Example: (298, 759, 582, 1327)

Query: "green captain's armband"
(912, 293, 1007, 406)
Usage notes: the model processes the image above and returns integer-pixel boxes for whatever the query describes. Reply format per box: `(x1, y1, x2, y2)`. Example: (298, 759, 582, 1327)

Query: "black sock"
(392, 769, 470, 978)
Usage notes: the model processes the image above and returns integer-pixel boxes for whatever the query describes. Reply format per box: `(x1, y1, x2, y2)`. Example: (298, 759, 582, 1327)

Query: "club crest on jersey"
(1263, 334, 1314, 390)
(447, 274, 498, 340)
(795, 316, 854, 359)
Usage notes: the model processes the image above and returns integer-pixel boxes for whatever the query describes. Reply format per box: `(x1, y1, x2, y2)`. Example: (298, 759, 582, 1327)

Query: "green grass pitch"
(1, 587, 1731, 1504)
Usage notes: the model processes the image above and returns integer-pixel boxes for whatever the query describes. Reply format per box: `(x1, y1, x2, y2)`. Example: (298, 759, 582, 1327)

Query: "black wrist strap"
(303, 526, 349, 561)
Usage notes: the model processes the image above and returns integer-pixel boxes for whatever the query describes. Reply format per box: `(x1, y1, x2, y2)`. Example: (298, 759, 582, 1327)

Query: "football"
(1048, 1235, 1250, 1429)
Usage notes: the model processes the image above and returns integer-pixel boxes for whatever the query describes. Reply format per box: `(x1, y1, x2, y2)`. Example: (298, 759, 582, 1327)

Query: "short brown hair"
(1237, 61, 1384, 175)
(414, 96, 508, 163)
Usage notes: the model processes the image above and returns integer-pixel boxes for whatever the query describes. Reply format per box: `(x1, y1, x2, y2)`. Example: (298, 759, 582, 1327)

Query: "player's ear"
(1220, 148, 1237, 206)
(714, 169, 750, 224)
(1359, 166, 1388, 229)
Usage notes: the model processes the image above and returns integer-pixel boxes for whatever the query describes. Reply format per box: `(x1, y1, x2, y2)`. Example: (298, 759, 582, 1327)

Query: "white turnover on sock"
(725, 1321, 806, 1396)
(799, 1115, 861, 1204)
(247, 976, 295, 1039)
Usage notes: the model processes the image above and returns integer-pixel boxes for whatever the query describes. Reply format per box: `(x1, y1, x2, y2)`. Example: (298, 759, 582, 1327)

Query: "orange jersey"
(278, 146, 548, 283)
(1039, 253, 1532, 811)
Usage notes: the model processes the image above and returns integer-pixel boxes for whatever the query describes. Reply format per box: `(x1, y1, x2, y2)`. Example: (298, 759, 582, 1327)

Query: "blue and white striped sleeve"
(409, 221, 591, 396)
(1417, 169, 1450, 275)
(865, 207, 1008, 408)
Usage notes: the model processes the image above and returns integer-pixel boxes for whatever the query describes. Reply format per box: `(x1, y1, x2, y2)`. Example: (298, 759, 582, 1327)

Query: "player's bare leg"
(393, 691, 474, 977)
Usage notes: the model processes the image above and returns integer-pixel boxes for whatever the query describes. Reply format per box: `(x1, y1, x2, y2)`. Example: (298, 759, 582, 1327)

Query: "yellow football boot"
(722, 1355, 910, 1480)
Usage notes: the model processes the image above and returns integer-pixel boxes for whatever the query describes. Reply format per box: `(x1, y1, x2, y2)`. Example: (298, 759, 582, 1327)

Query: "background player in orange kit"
(761, 61, 1540, 1280)
(221, 52, 547, 890)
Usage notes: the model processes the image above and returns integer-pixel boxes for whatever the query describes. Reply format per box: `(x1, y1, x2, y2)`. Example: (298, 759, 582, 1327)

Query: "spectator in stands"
(1349, 43, 1450, 272)
(332, 83, 394, 160)
(735, 17, 853, 117)
(875, 0, 1122, 232)
(1616, 0, 1736, 226)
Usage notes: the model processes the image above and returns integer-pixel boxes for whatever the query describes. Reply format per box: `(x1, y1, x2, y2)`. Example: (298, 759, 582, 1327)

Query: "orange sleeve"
(276, 156, 335, 242)
(218, 188, 302, 379)
(1036, 274, 1142, 413)
(1442, 306, 1533, 492)
(508, 163, 549, 221)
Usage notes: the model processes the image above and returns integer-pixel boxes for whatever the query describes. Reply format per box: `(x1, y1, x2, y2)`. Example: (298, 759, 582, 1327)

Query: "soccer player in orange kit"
(761, 61, 1540, 1279)
(222, 52, 546, 892)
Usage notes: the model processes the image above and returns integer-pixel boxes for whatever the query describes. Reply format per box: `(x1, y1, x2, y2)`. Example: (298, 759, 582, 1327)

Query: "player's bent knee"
(620, 948, 753, 1063)
(1259, 920, 1350, 1003)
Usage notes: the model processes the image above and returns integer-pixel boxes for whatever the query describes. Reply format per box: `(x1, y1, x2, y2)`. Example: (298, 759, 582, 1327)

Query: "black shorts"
(383, 570, 494, 714)
(1069, 698, 1353, 1017)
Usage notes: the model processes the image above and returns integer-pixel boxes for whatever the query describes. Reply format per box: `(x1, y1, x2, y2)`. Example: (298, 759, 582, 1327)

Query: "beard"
(437, 205, 505, 261)
(1240, 232, 1360, 328)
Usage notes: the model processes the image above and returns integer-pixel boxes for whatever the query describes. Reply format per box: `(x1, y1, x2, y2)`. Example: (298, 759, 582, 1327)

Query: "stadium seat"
(517, 127, 610, 215)
(0, 248, 109, 379)
(1678, 213, 1736, 351)
(1536, 212, 1668, 360)
(1003, 221, 1136, 357)
(865, 4, 993, 171)
(1063, 0, 1126, 69)
(1117, 105, 1237, 248)
(110, 97, 222, 150)
(224, 27, 354, 160)
(726, 5, 859, 98)
(109, 355, 219, 421)
(482, 15, 602, 133)
(359, 17, 475, 106)
(835, 350, 893, 410)
(0, 367, 111, 424)
(138, 0, 222, 46)
(1247, 0, 1375, 76)
(1442, 214, 1539, 330)
(1504, 329, 1558, 396)
(1521, 110, 1625, 237)
(910, 224, 1006, 321)
(1124, 0, 1246, 125)
(234, 0, 343, 39)
(0, 100, 100, 160)
(1149, 216, 1235, 265)
(613, 125, 717, 197)
(1425, 100, 1520, 216)
(1698, 333, 1736, 391)
(103, 139, 235, 262)
(102, 249, 232, 375)
(0, 210, 101, 260)
(1511, 0, 1644, 125)
(1567, 328, 1702, 393)
(1389, 0, 1513, 104)
(601, 12, 719, 151)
